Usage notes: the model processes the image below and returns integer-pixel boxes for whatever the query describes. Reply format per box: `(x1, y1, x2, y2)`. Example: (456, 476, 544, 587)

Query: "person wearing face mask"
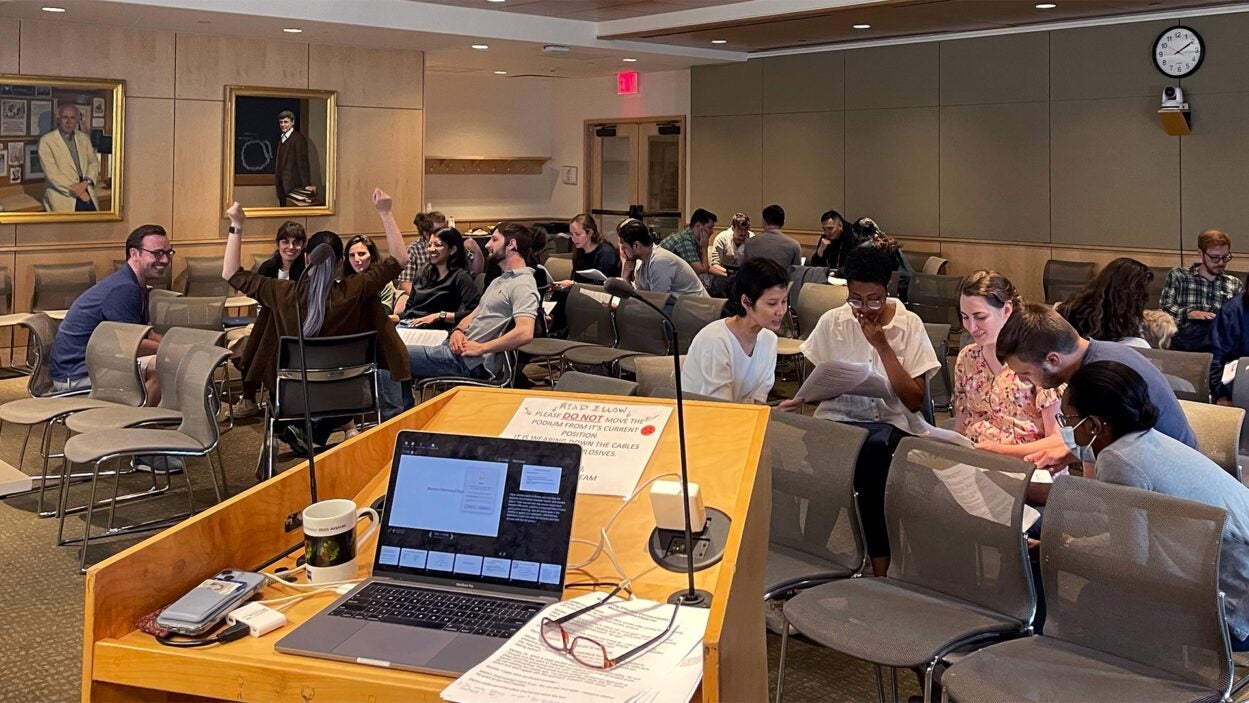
(953, 271, 1063, 458)
(681, 258, 788, 403)
(777, 245, 940, 576)
(994, 302, 1197, 480)
(1061, 359, 1249, 651)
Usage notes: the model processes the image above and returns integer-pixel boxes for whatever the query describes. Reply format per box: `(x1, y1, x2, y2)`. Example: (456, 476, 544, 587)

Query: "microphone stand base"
(667, 588, 713, 608)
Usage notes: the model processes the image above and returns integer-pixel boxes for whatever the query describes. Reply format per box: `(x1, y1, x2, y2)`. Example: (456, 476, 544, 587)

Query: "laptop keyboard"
(330, 582, 544, 638)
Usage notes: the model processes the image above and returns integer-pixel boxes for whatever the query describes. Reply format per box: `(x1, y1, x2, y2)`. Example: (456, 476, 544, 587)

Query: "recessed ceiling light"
(852, 23, 871, 29)
(283, 27, 302, 33)
(1035, 3, 1056, 7)
(494, 70, 507, 75)
(472, 44, 490, 50)
(622, 57, 638, 62)
(711, 39, 727, 44)
(41, 6, 66, 12)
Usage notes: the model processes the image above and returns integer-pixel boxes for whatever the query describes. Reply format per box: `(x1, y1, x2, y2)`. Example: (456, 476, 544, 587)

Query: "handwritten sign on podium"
(501, 397, 673, 497)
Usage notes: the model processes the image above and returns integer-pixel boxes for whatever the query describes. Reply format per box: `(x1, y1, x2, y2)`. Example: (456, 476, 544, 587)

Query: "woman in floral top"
(953, 270, 1063, 458)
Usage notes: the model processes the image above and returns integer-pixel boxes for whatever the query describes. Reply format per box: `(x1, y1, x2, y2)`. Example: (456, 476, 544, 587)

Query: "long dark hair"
(342, 234, 380, 279)
(415, 227, 469, 287)
(1059, 257, 1151, 342)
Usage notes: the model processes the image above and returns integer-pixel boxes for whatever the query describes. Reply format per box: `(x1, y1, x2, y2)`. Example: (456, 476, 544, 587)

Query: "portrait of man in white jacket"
(37, 103, 100, 213)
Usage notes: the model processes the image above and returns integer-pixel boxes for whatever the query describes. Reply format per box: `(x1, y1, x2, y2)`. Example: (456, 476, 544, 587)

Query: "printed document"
(795, 361, 893, 403)
(575, 269, 608, 283)
(397, 327, 449, 348)
(906, 416, 975, 449)
(441, 594, 709, 703)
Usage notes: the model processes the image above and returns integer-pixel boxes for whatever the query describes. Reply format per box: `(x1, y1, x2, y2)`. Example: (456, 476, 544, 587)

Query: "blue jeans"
(408, 342, 486, 382)
(376, 368, 411, 421)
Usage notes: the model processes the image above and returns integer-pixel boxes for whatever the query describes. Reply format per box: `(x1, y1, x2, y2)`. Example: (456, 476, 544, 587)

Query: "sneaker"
(230, 398, 260, 418)
(133, 455, 185, 475)
(282, 425, 313, 456)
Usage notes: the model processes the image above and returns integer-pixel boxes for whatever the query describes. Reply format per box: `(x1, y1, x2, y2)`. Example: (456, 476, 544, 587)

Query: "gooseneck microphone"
(293, 242, 335, 503)
(603, 277, 716, 608)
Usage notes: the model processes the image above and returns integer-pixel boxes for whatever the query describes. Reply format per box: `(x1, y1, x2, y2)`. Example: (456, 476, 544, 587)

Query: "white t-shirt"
(681, 319, 777, 403)
(798, 299, 940, 431)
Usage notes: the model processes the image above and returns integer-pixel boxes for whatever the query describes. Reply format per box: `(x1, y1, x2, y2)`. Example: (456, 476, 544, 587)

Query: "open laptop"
(276, 430, 581, 675)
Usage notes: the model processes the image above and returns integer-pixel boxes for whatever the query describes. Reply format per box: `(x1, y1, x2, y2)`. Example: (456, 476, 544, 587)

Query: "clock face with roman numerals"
(1154, 26, 1204, 78)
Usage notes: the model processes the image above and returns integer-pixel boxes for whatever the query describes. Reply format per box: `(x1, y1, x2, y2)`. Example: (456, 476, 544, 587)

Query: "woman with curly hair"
(1058, 257, 1152, 347)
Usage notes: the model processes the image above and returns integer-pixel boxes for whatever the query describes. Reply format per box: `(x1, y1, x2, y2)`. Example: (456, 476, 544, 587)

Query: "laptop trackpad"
(427, 632, 507, 674)
(335, 623, 456, 665)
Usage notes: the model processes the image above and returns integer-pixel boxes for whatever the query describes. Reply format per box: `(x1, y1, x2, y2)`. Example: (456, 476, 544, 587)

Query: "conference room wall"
(0, 18, 424, 324)
(690, 10, 1249, 298)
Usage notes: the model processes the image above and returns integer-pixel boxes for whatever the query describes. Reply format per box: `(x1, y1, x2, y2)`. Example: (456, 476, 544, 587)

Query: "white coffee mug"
(303, 498, 379, 584)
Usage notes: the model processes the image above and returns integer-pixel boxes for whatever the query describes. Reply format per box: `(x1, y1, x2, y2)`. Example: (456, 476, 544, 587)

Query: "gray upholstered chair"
(180, 256, 231, 297)
(61, 344, 233, 572)
(671, 295, 725, 354)
(1136, 347, 1213, 403)
(1179, 399, 1244, 480)
(632, 355, 679, 397)
(768, 416, 869, 699)
(1043, 259, 1095, 305)
(924, 322, 952, 418)
(776, 282, 848, 382)
(1146, 265, 1174, 310)
(781, 438, 1036, 703)
(942, 477, 1235, 703)
(149, 295, 225, 336)
(518, 284, 614, 378)
(562, 290, 671, 376)
(922, 256, 950, 275)
(553, 371, 638, 396)
(32, 262, 96, 312)
(543, 256, 573, 283)
(1231, 357, 1249, 455)
(909, 273, 963, 333)
(0, 321, 150, 516)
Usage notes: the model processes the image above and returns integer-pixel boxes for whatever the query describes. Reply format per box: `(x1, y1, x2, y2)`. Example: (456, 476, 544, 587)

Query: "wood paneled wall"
(691, 12, 1249, 262)
(0, 19, 423, 315)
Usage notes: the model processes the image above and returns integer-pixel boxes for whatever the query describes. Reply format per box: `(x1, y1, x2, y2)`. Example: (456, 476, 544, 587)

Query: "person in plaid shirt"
(1160, 228, 1244, 352)
(398, 210, 445, 295)
(659, 208, 716, 285)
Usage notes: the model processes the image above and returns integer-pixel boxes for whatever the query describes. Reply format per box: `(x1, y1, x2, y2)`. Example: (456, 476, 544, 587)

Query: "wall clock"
(1154, 26, 1204, 78)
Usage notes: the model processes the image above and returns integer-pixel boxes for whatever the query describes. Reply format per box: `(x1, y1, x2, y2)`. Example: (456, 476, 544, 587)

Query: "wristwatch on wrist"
(228, 226, 242, 235)
(439, 311, 447, 322)
(451, 327, 465, 337)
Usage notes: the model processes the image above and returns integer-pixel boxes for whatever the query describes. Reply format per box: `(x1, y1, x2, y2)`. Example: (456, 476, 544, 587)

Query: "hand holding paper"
(794, 361, 893, 404)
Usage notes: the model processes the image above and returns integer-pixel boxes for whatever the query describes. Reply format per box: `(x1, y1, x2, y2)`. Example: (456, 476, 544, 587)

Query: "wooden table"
(82, 387, 771, 702)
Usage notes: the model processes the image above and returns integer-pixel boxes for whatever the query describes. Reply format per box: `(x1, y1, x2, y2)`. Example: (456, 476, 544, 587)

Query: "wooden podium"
(81, 387, 772, 702)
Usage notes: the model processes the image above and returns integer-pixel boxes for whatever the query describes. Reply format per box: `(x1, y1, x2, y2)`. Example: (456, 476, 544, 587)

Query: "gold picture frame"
(0, 74, 125, 224)
(223, 85, 337, 219)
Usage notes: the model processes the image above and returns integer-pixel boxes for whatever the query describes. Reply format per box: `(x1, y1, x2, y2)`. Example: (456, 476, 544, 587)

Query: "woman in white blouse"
(681, 258, 789, 403)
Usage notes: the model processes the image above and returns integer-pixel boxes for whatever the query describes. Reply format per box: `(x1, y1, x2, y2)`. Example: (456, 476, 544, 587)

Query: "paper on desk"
(397, 327, 449, 348)
(795, 361, 893, 403)
(576, 269, 608, 282)
(441, 594, 709, 703)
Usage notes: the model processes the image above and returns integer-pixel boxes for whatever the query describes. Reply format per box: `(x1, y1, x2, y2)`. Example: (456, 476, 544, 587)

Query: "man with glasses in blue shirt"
(49, 224, 169, 401)
(1161, 228, 1244, 352)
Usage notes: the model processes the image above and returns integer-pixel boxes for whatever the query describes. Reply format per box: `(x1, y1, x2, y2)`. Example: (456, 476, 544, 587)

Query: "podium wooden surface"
(81, 387, 772, 702)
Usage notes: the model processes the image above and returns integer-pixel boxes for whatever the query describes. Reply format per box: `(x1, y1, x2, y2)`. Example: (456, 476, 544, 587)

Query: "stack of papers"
(442, 594, 709, 703)
(397, 327, 449, 348)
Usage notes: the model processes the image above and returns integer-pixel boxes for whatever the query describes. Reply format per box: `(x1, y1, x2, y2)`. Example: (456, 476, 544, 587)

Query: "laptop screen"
(373, 431, 581, 596)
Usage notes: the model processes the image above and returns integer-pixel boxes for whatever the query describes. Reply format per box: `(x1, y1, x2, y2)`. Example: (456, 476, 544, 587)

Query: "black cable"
(156, 622, 251, 648)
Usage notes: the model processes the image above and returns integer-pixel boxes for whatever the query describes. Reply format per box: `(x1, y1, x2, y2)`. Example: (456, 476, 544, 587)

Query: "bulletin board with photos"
(0, 75, 125, 223)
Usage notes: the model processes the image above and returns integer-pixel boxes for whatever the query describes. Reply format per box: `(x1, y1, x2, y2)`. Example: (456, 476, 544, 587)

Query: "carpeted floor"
(0, 373, 917, 703)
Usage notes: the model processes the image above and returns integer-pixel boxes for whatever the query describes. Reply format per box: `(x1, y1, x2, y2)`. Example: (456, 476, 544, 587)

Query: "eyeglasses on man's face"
(539, 585, 680, 670)
(1204, 251, 1234, 264)
(139, 247, 176, 260)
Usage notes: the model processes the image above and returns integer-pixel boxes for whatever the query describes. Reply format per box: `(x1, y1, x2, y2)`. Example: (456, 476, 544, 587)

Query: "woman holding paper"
(953, 271, 1064, 459)
(549, 214, 621, 334)
(394, 227, 481, 329)
(681, 258, 788, 403)
(1061, 359, 1249, 650)
(778, 245, 939, 576)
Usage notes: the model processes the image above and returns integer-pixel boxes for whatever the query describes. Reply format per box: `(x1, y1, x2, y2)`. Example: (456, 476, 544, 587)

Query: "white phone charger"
(227, 602, 287, 637)
(649, 480, 706, 531)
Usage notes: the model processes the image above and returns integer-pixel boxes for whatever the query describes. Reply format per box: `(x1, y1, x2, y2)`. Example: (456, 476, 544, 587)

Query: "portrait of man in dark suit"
(275, 109, 317, 206)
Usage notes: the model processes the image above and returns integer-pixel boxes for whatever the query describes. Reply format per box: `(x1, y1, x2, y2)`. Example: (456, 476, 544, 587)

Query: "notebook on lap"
(276, 430, 581, 675)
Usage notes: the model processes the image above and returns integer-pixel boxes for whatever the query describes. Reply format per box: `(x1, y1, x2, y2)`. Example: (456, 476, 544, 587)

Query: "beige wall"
(0, 18, 423, 314)
(691, 11, 1249, 259)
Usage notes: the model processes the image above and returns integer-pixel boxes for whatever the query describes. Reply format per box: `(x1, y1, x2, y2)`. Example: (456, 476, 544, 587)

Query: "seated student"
(618, 219, 708, 298)
(953, 271, 1063, 458)
(808, 209, 853, 271)
(854, 217, 914, 301)
(398, 210, 443, 294)
(549, 213, 621, 333)
(407, 222, 544, 382)
(232, 221, 307, 418)
(778, 245, 940, 576)
(1142, 309, 1178, 349)
(1061, 359, 1249, 651)
(741, 203, 802, 272)
(223, 190, 412, 428)
(1210, 283, 1249, 403)
(994, 302, 1197, 479)
(50, 224, 166, 399)
(391, 227, 479, 328)
(1160, 228, 1243, 352)
(343, 234, 405, 316)
(681, 258, 788, 403)
(659, 208, 716, 286)
(1058, 257, 1152, 348)
(708, 212, 752, 297)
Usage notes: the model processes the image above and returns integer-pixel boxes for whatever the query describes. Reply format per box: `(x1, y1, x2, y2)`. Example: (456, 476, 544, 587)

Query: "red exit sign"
(616, 71, 639, 95)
